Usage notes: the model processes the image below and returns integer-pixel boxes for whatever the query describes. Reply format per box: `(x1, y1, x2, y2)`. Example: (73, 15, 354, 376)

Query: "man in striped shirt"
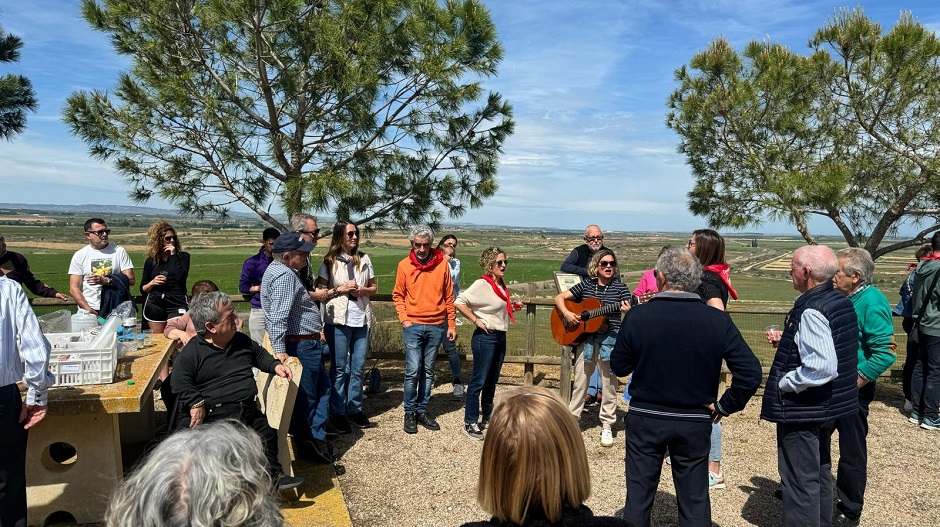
(0, 275, 53, 526)
(262, 232, 335, 464)
(761, 245, 859, 527)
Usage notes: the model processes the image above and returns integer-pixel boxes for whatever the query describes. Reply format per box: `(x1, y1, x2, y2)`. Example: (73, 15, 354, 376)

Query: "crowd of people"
(0, 219, 935, 527)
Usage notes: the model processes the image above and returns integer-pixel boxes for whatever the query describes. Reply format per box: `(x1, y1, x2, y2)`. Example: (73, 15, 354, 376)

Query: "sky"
(2, 0, 939, 235)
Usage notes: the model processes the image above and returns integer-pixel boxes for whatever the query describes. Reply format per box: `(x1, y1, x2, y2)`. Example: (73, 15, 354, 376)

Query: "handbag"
(367, 361, 382, 394)
(910, 268, 940, 346)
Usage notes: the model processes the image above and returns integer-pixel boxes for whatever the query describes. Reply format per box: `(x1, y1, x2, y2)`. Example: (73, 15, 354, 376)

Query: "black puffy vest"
(760, 281, 859, 423)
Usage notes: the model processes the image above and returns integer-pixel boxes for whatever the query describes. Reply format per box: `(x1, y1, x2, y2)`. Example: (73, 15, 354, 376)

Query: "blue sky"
(1, 0, 939, 234)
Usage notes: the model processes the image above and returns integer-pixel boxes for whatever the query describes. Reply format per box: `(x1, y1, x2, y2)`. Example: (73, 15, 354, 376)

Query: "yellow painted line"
(281, 459, 352, 527)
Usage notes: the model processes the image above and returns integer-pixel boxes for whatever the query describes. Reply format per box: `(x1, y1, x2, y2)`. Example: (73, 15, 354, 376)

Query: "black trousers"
(174, 400, 282, 477)
(623, 411, 712, 527)
(778, 420, 836, 527)
(902, 317, 916, 401)
(833, 381, 875, 520)
(0, 384, 28, 527)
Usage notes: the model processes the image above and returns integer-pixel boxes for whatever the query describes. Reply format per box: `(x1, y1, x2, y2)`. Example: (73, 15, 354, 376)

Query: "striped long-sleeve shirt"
(778, 308, 838, 393)
(0, 275, 53, 405)
(261, 260, 321, 355)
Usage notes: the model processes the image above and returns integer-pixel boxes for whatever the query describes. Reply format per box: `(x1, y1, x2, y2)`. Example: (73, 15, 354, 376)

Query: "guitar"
(550, 297, 624, 346)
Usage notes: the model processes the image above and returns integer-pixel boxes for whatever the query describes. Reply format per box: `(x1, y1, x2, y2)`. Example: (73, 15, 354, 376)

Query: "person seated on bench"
(170, 292, 302, 492)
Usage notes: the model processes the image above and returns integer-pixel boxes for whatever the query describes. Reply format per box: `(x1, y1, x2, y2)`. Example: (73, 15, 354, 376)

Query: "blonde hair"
(146, 220, 180, 264)
(476, 386, 591, 524)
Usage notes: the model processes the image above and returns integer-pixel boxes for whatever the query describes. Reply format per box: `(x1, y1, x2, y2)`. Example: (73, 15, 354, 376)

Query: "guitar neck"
(583, 303, 622, 320)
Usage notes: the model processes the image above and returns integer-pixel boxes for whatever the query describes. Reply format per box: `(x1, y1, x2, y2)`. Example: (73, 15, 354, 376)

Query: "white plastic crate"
(45, 332, 118, 386)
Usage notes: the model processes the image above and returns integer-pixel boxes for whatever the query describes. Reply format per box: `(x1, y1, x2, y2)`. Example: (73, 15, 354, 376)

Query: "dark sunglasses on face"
(496, 259, 508, 266)
(299, 229, 320, 239)
(164, 235, 178, 242)
(86, 229, 111, 237)
(585, 235, 604, 242)
(346, 231, 359, 238)
(599, 260, 616, 267)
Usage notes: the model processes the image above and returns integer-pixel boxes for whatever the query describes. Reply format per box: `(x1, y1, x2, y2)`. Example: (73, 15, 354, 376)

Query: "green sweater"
(848, 284, 897, 382)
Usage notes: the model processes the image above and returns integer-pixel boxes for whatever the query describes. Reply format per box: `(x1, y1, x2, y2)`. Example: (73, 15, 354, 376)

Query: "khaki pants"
(568, 344, 619, 428)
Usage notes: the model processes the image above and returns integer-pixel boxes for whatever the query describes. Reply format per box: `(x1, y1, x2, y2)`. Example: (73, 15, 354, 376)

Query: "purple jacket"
(0, 250, 61, 298)
(239, 246, 273, 309)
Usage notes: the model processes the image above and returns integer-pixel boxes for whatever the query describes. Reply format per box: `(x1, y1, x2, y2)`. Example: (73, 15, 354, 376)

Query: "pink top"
(633, 268, 659, 296)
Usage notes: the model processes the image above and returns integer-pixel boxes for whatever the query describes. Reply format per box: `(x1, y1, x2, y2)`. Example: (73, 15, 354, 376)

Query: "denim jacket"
(583, 330, 618, 363)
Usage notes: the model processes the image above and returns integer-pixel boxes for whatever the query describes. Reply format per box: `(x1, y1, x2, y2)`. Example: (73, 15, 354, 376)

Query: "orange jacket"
(392, 255, 455, 330)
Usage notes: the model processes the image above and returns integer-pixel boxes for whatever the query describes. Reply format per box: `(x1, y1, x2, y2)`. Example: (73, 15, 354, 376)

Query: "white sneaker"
(904, 399, 914, 412)
(600, 428, 614, 447)
(453, 383, 465, 398)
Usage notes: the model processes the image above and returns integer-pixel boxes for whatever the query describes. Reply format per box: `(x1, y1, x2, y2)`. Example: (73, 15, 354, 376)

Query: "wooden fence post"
(524, 283, 536, 386)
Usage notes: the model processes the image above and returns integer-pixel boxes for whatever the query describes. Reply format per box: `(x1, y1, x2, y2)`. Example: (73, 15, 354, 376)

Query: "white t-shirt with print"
(68, 244, 134, 310)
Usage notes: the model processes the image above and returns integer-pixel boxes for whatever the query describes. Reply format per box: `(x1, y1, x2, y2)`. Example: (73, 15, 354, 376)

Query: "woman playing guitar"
(553, 249, 632, 448)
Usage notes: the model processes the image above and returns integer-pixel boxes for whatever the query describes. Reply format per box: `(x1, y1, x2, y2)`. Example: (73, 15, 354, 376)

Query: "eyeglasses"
(496, 259, 508, 266)
(345, 231, 359, 238)
(687, 240, 696, 248)
(299, 229, 320, 239)
(584, 235, 604, 242)
(86, 229, 111, 237)
(599, 260, 616, 267)
(163, 235, 178, 242)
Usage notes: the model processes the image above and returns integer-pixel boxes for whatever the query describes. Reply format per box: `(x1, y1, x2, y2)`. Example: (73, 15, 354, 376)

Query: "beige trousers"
(568, 344, 619, 428)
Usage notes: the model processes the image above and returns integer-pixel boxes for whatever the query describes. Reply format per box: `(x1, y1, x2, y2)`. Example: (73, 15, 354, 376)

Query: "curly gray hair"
(105, 420, 285, 527)
(188, 291, 232, 337)
(409, 224, 434, 242)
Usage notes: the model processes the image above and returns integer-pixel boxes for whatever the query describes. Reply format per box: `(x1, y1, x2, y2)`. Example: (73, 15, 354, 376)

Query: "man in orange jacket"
(393, 225, 457, 434)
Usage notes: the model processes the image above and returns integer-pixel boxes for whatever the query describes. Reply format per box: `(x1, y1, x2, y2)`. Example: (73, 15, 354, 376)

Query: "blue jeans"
(440, 337, 463, 384)
(402, 323, 445, 413)
(710, 423, 722, 462)
(465, 330, 506, 424)
(326, 324, 369, 416)
(287, 340, 330, 441)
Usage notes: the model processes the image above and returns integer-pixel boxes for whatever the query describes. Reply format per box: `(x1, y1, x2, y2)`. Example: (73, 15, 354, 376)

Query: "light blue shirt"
(0, 276, 53, 405)
(778, 308, 838, 393)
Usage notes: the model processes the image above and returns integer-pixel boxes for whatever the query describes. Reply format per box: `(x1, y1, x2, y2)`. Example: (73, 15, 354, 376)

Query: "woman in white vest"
(316, 221, 378, 432)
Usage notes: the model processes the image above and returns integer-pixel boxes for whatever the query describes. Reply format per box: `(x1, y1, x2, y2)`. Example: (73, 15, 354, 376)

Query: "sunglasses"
(496, 259, 508, 266)
(584, 235, 604, 242)
(299, 229, 320, 239)
(687, 240, 696, 248)
(164, 235, 178, 242)
(345, 231, 359, 238)
(86, 229, 111, 237)
(599, 260, 616, 267)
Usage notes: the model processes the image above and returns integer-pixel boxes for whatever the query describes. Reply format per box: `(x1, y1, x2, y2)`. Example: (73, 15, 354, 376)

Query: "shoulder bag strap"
(915, 268, 940, 323)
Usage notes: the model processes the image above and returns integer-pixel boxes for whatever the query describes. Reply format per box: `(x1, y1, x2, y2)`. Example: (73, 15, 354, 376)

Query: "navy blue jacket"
(761, 281, 859, 423)
(610, 292, 762, 420)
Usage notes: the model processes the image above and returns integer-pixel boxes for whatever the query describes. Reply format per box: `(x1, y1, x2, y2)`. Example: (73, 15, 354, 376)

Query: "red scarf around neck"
(480, 274, 515, 324)
(702, 263, 739, 300)
(409, 248, 444, 277)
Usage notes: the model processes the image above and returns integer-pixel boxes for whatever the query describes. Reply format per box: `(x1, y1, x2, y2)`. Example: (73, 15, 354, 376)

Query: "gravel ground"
(331, 363, 940, 527)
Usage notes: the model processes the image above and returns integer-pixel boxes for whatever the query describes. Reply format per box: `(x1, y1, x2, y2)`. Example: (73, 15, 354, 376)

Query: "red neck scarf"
(409, 248, 444, 277)
(702, 263, 739, 300)
(480, 274, 515, 324)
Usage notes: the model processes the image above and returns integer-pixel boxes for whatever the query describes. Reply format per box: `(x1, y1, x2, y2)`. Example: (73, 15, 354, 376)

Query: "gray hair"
(836, 247, 875, 284)
(656, 246, 702, 292)
(188, 291, 232, 336)
(0, 233, 5, 243)
(105, 420, 284, 527)
(288, 213, 317, 233)
(793, 245, 839, 282)
(409, 224, 433, 242)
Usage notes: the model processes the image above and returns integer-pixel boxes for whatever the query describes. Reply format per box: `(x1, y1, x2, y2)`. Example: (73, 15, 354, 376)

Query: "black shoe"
(773, 486, 783, 501)
(347, 412, 373, 429)
(832, 511, 860, 527)
(331, 415, 352, 434)
(416, 412, 440, 431)
(325, 422, 344, 438)
(404, 412, 418, 434)
(276, 473, 304, 492)
(300, 438, 333, 464)
(479, 418, 489, 431)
